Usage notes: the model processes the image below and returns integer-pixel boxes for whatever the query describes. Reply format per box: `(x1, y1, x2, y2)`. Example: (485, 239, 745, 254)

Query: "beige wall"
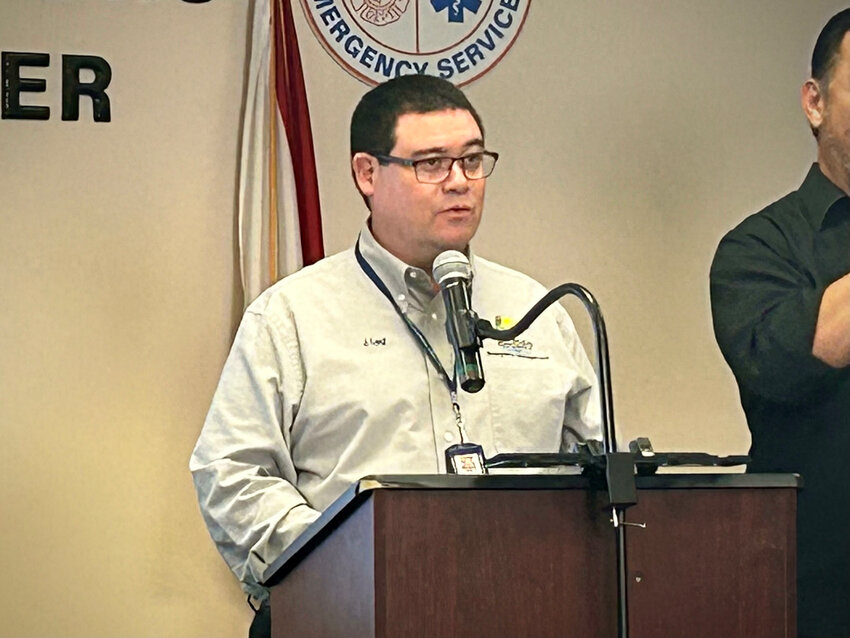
(0, 1, 845, 636)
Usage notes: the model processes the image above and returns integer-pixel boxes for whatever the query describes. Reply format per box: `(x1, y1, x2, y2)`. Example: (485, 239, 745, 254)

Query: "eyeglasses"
(373, 151, 499, 184)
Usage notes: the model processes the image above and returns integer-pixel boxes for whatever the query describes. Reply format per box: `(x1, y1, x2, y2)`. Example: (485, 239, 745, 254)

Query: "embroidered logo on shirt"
(487, 338, 549, 360)
(488, 315, 548, 359)
(363, 337, 387, 347)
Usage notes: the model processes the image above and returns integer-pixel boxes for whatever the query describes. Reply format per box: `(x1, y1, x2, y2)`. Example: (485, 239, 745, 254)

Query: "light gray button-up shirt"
(190, 224, 601, 597)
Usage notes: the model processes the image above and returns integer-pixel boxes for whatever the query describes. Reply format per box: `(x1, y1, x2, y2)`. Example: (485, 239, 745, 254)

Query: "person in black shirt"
(710, 9, 850, 637)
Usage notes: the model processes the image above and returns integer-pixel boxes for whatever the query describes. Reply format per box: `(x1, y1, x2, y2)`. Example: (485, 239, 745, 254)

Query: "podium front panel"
(267, 474, 797, 638)
(627, 487, 796, 638)
(374, 488, 616, 637)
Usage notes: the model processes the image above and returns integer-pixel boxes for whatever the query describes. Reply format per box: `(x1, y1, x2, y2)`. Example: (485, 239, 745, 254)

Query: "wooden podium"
(263, 474, 798, 638)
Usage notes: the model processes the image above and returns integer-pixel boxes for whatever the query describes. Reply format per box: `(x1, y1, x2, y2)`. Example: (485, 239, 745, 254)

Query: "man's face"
(356, 109, 486, 272)
(810, 33, 850, 193)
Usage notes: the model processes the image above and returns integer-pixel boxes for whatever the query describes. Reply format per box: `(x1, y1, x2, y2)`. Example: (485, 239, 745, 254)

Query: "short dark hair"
(811, 8, 850, 86)
(350, 74, 484, 157)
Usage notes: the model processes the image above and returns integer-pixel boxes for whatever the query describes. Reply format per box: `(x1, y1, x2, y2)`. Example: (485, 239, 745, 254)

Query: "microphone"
(432, 250, 485, 393)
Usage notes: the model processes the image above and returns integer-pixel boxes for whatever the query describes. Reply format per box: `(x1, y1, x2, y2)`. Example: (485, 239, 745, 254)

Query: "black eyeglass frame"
(372, 151, 499, 184)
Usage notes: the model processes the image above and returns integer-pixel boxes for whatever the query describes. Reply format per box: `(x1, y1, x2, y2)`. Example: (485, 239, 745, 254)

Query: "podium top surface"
(262, 472, 799, 586)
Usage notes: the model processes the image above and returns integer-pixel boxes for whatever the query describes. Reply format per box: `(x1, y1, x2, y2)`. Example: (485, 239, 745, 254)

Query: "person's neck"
(818, 154, 850, 196)
(368, 221, 437, 275)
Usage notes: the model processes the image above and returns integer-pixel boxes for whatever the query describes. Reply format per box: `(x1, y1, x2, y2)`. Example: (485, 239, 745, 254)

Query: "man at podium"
(710, 9, 850, 637)
(190, 74, 601, 633)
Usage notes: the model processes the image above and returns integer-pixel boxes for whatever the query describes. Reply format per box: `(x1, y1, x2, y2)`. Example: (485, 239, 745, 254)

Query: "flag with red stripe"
(238, 0, 324, 307)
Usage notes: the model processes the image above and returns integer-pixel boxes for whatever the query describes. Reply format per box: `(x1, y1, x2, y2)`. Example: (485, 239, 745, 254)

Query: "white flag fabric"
(238, 0, 323, 307)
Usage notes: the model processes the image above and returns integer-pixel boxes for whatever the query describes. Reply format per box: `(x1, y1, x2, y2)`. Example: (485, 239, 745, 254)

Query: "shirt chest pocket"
(482, 351, 570, 453)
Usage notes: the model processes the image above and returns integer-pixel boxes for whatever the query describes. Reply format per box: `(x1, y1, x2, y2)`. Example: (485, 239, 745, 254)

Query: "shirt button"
(443, 431, 454, 442)
(409, 270, 417, 279)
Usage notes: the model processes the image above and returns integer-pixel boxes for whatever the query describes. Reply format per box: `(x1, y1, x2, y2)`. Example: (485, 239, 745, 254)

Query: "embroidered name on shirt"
(363, 337, 387, 347)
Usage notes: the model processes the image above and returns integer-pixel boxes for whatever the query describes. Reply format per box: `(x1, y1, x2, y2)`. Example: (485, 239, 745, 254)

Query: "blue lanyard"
(354, 236, 458, 397)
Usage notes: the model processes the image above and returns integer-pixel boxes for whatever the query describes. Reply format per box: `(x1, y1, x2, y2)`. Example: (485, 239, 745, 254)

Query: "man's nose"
(443, 159, 470, 190)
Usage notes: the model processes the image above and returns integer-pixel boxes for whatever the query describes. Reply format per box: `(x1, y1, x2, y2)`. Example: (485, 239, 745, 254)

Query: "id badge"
(445, 442, 488, 475)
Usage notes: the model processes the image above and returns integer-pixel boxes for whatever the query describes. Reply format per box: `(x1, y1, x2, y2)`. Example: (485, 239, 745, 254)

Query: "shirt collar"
(799, 163, 850, 229)
(357, 221, 477, 313)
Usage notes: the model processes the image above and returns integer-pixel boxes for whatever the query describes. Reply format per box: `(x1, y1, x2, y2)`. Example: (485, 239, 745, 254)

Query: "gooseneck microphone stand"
(474, 283, 637, 638)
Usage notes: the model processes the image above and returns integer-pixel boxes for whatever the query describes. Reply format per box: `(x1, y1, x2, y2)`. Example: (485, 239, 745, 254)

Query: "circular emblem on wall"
(298, 0, 532, 86)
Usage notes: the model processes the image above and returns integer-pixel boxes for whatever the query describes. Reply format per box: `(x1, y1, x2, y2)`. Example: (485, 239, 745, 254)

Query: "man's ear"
(352, 153, 377, 198)
(802, 78, 826, 133)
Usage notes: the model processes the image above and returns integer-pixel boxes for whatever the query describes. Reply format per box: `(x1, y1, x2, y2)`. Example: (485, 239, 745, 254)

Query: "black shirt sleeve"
(709, 209, 835, 404)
